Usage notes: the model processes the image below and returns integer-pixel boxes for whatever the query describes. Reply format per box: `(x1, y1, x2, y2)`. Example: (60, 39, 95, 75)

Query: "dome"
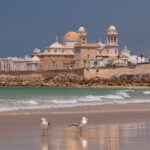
(107, 25, 118, 35)
(32, 55, 40, 62)
(64, 31, 80, 39)
(108, 25, 117, 31)
(78, 26, 86, 32)
(49, 41, 63, 48)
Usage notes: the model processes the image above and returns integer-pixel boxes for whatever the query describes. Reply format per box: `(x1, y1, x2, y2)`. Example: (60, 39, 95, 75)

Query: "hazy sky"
(0, 0, 150, 57)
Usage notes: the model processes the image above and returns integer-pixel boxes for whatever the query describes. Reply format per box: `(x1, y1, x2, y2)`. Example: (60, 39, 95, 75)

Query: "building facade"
(34, 25, 130, 70)
(0, 56, 40, 71)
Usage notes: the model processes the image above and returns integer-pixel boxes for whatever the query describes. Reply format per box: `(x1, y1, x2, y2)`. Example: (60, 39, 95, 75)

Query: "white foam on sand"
(143, 91, 150, 95)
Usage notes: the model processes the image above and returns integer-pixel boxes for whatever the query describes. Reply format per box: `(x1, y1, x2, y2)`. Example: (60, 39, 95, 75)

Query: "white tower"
(78, 26, 87, 43)
(107, 25, 118, 47)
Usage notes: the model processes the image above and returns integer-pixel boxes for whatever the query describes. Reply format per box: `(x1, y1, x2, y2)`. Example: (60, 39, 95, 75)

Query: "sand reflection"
(41, 136, 50, 150)
(64, 122, 146, 150)
(65, 127, 88, 150)
(41, 121, 147, 150)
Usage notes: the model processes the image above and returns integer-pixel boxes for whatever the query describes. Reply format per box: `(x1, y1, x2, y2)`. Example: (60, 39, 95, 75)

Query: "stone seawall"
(0, 69, 84, 86)
(0, 65, 149, 86)
(84, 64, 150, 79)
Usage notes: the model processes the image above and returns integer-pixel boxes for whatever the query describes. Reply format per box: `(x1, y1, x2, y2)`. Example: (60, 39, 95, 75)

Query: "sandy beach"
(0, 103, 150, 150)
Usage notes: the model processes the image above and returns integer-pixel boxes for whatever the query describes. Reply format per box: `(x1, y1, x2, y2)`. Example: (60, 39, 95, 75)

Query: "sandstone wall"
(84, 64, 150, 79)
(40, 69, 84, 80)
(0, 69, 84, 80)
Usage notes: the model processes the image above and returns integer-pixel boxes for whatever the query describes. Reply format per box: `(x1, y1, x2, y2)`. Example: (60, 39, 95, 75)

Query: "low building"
(0, 58, 12, 71)
(128, 55, 149, 65)
(11, 56, 32, 71)
(0, 56, 40, 72)
(27, 55, 40, 71)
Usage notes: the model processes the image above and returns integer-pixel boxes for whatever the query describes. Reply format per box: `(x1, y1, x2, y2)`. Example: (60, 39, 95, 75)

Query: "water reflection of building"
(47, 122, 147, 150)
(120, 122, 146, 144)
(106, 124, 119, 150)
(88, 124, 120, 150)
(90, 122, 146, 150)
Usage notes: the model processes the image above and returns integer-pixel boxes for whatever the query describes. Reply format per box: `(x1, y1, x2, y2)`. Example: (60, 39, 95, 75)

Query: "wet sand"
(0, 103, 150, 150)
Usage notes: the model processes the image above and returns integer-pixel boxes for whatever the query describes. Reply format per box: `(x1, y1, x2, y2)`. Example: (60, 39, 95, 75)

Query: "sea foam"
(143, 91, 150, 95)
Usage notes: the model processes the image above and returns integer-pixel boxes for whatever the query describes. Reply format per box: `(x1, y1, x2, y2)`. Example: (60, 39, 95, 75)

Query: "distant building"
(0, 56, 40, 71)
(34, 25, 130, 70)
(1, 25, 149, 72)
(11, 56, 32, 71)
(27, 55, 40, 71)
(74, 25, 129, 68)
(128, 55, 149, 65)
(35, 35, 75, 70)
(0, 58, 12, 71)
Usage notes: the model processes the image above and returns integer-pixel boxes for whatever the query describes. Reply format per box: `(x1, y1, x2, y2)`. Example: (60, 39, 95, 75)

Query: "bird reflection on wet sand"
(41, 136, 50, 150)
(65, 125, 88, 150)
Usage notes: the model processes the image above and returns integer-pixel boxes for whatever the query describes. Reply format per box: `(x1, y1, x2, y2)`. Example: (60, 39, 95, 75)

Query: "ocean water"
(0, 86, 150, 112)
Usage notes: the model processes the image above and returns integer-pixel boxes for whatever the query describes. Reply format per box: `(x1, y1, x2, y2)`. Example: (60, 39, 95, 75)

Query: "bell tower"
(107, 25, 118, 47)
(78, 26, 87, 43)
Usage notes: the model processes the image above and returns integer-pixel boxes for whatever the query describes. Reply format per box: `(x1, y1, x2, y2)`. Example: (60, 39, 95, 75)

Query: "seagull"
(68, 117, 88, 128)
(40, 117, 50, 136)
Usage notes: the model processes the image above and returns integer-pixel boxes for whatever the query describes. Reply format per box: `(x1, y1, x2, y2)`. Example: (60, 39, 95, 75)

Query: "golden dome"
(64, 31, 80, 39)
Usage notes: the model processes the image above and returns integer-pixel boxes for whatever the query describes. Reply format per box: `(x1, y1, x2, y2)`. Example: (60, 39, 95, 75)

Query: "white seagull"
(40, 117, 50, 136)
(68, 117, 88, 128)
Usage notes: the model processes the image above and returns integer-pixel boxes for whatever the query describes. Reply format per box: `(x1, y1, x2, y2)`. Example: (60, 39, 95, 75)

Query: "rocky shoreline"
(0, 72, 150, 87)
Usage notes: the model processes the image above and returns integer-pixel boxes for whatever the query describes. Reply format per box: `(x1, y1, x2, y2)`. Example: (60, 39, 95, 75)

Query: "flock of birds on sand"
(40, 116, 88, 136)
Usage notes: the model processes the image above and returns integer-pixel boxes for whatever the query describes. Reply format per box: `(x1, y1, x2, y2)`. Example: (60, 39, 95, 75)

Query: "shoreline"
(1, 103, 150, 129)
(1, 103, 150, 150)
(0, 84, 150, 88)
(0, 81, 150, 87)
(1, 102, 150, 115)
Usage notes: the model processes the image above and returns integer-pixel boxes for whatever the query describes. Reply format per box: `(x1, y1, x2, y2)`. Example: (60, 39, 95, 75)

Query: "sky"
(0, 0, 150, 57)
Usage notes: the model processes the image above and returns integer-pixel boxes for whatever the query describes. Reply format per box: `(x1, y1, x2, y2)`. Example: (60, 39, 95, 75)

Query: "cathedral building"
(33, 25, 130, 70)
(33, 31, 81, 70)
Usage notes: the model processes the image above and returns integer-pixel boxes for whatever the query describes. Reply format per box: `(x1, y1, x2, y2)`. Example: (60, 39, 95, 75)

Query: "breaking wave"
(0, 87, 149, 112)
(143, 91, 150, 95)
